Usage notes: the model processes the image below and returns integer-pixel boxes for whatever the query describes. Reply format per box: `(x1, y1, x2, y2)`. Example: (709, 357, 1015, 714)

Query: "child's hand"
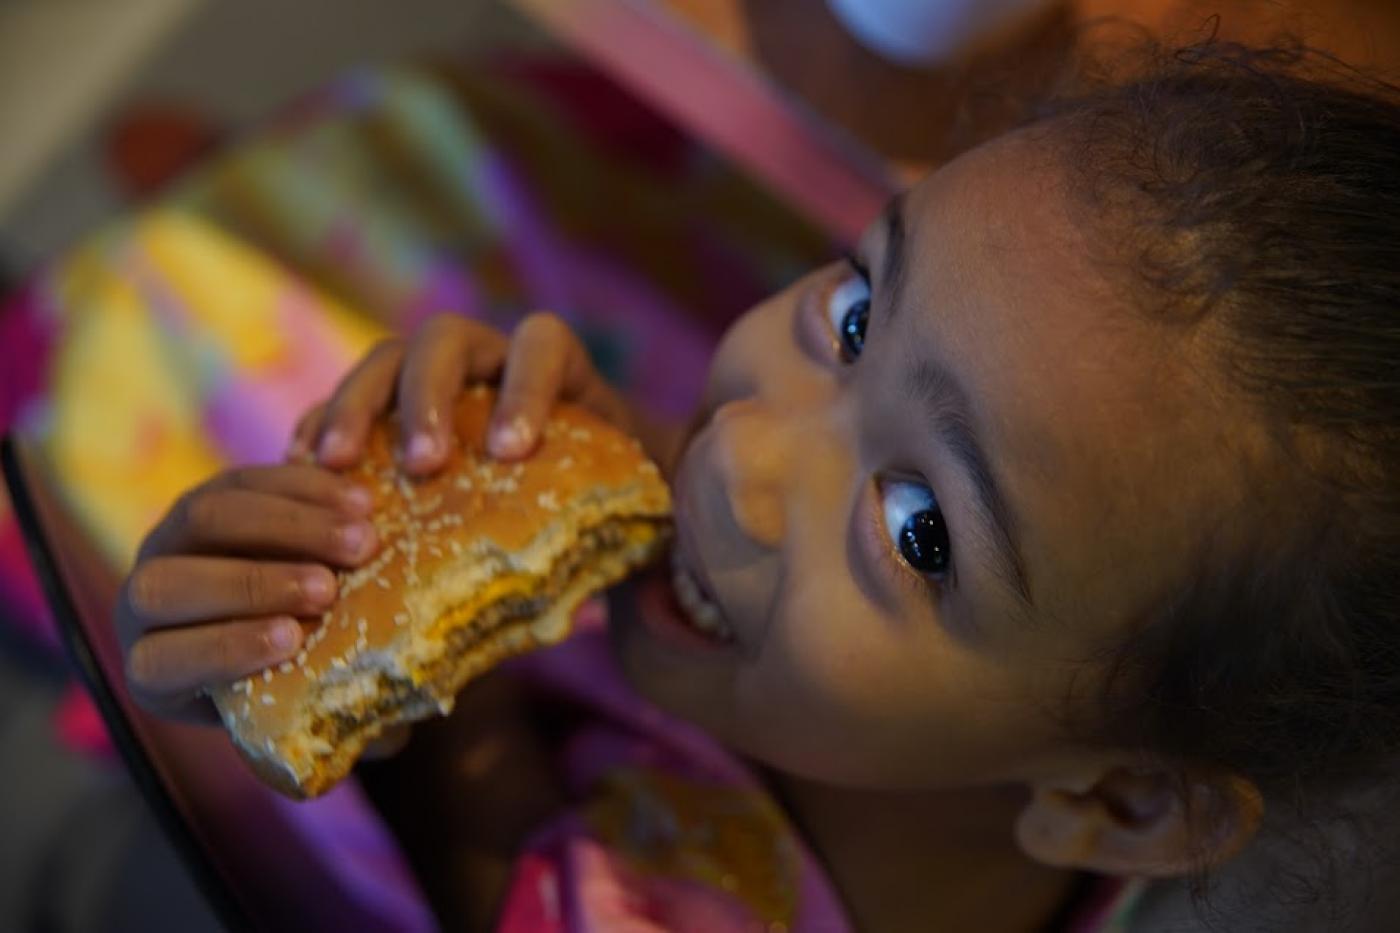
(286, 312, 640, 477)
(116, 464, 376, 723)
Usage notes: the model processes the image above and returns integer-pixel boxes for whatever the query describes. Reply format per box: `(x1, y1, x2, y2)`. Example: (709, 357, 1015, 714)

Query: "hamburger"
(211, 386, 672, 799)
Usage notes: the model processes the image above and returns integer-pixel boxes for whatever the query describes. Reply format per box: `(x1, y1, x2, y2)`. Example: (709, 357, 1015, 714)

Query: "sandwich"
(211, 386, 672, 799)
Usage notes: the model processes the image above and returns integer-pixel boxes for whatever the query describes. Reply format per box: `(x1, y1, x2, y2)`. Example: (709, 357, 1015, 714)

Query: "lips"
(666, 426, 740, 645)
(669, 548, 734, 642)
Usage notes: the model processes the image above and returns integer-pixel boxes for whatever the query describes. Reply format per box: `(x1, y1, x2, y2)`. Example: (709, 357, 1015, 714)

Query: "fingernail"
(406, 432, 438, 464)
(319, 429, 349, 462)
(269, 619, 301, 652)
(489, 416, 530, 457)
(340, 484, 373, 513)
(300, 569, 334, 602)
(337, 522, 372, 556)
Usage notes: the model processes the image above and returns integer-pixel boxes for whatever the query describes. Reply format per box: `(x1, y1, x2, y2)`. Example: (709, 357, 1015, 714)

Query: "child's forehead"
(890, 134, 1121, 369)
(876, 132, 1268, 630)
(902, 130, 1083, 269)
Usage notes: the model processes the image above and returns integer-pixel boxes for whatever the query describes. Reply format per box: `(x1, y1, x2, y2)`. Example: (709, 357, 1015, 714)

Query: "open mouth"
(669, 548, 735, 643)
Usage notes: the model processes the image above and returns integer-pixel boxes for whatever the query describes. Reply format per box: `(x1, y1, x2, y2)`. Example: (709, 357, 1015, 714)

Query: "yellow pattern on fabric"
(583, 767, 800, 929)
(38, 211, 385, 572)
(47, 242, 224, 570)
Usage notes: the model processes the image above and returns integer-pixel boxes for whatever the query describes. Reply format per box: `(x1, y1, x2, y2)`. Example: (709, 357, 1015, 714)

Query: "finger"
(489, 312, 632, 460)
(139, 468, 372, 562)
(286, 401, 328, 463)
(120, 556, 336, 639)
(361, 723, 412, 760)
(125, 615, 303, 704)
(316, 339, 405, 469)
(151, 488, 378, 566)
(397, 314, 508, 476)
(488, 312, 574, 459)
(206, 463, 373, 516)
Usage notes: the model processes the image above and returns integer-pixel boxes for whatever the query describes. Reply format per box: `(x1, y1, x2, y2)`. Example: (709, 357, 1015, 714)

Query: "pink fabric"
(496, 606, 855, 932)
(52, 683, 116, 760)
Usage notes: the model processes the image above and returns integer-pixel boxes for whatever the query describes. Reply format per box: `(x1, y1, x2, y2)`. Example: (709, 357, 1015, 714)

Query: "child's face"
(610, 130, 1268, 790)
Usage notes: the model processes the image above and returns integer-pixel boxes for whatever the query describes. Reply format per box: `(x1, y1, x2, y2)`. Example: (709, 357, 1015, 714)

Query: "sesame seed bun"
(210, 387, 672, 799)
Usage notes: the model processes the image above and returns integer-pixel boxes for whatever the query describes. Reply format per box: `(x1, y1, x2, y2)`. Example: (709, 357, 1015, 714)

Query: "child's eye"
(826, 259, 871, 361)
(882, 479, 951, 578)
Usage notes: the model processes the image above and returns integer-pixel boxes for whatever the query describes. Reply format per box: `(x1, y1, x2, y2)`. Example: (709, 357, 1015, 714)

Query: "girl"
(114, 43, 1400, 931)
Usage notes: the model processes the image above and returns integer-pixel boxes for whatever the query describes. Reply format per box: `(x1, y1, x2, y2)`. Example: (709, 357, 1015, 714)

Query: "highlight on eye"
(880, 478, 952, 579)
(826, 256, 871, 361)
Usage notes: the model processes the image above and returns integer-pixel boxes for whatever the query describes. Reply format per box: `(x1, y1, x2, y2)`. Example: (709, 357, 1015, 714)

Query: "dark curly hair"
(1029, 30, 1400, 922)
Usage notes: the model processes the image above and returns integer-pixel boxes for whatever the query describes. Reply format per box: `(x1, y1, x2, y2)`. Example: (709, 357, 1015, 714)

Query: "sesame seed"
(376, 577, 390, 589)
(262, 669, 273, 684)
(449, 541, 462, 555)
(241, 702, 251, 718)
(393, 612, 409, 626)
(261, 694, 276, 706)
(295, 650, 308, 666)
(278, 662, 294, 674)
(357, 618, 368, 631)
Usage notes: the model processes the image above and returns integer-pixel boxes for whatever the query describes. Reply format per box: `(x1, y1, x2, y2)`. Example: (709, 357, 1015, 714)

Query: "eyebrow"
(907, 363, 1034, 608)
(878, 194, 908, 320)
(873, 194, 1034, 609)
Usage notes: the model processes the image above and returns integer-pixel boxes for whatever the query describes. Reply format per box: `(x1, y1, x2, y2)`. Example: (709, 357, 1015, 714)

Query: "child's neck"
(762, 769, 1079, 933)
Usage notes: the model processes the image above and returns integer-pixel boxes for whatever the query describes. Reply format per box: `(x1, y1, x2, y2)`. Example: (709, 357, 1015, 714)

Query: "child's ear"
(1013, 766, 1263, 877)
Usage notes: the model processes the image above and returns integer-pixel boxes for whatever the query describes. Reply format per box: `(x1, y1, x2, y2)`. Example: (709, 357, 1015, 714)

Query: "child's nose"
(709, 397, 790, 550)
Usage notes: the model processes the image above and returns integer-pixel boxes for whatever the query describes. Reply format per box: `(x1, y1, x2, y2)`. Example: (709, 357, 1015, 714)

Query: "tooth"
(695, 603, 723, 632)
(667, 552, 735, 641)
